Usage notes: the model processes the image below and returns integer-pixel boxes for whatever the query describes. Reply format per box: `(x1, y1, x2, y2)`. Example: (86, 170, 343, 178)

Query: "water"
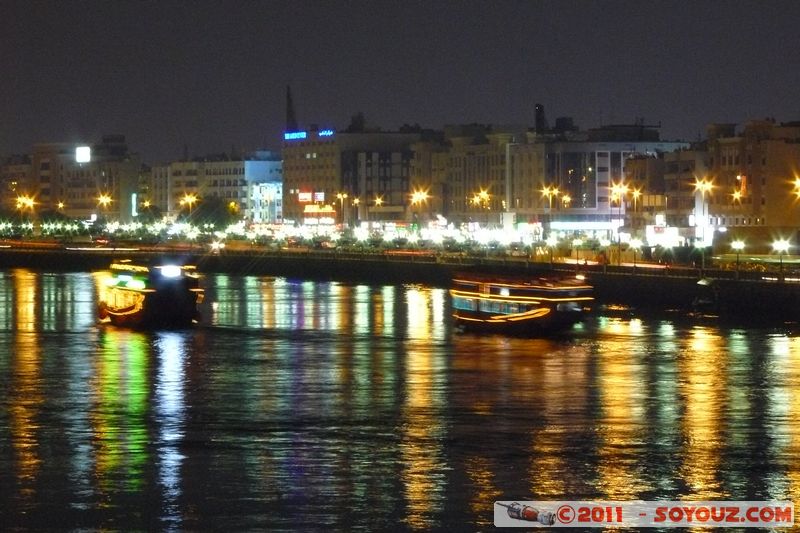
(1, 269, 799, 530)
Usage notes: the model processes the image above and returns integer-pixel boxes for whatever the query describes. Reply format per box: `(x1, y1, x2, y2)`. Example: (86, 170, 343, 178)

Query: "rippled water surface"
(1, 269, 800, 530)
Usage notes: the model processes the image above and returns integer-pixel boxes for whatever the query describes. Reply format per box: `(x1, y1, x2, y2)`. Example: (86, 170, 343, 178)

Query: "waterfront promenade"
(1, 241, 798, 320)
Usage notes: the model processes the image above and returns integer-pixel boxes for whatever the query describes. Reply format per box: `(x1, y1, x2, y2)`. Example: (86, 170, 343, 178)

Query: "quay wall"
(1, 247, 799, 319)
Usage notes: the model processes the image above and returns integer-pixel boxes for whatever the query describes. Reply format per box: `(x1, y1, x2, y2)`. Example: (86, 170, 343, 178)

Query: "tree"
(187, 196, 237, 227)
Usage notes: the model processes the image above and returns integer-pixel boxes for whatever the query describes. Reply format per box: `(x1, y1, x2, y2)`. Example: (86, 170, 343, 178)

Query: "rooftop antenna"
(286, 85, 299, 132)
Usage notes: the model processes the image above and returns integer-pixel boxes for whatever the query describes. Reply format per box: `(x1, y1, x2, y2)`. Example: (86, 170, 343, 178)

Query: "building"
(281, 124, 422, 225)
(246, 151, 283, 223)
(0, 155, 33, 213)
(663, 146, 710, 246)
(703, 119, 800, 252)
(14, 135, 142, 223)
(441, 124, 526, 225)
(149, 150, 282, 221)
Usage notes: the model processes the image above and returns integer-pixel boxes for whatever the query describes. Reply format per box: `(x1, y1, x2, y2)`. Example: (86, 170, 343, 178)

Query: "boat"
(97, 259, 204, 328)
(450, 272, 593, 334)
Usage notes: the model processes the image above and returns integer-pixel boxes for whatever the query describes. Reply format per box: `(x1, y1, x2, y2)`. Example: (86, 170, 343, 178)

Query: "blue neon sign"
(318, 129, 334, 137)
(284, 131, 307, 140)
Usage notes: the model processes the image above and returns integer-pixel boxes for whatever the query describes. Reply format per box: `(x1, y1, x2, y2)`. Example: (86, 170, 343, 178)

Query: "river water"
(0, 269, 799, 530)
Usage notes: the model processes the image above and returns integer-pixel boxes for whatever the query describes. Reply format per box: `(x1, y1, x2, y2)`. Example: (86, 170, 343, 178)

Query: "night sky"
(3, 0, 799, 164)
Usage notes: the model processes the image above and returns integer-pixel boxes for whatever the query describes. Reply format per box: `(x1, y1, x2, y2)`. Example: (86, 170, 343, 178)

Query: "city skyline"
(3, 1, 799, 164)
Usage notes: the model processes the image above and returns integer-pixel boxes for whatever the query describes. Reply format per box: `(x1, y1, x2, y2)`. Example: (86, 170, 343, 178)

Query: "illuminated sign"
(75, 146, 91, 163)
(298, 191, 313, 203)
(318, 129, 334, 137)
(284, 131, 307, 140)
(131, 193, 138, 217)
(314, 191, 325, 202)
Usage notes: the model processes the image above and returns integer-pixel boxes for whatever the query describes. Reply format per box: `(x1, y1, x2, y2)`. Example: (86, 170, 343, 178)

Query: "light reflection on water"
(0, 270, 800, 529)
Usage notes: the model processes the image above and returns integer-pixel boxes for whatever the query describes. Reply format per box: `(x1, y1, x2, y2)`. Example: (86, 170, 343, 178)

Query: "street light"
(773, 238, 790, 280)
(336, 192, 348, 225)
(610, 181, 629, 265)
(352, 197, 360, 224)
(631, 188, 642, 233)
(180, 193, 198, 218)
(694, 178, 713, 272)
(97, 193, 113, 214)
(410, 190, 429, 205)
(410, 189, 429, 229)
(540, 185, 559, 228)
(16, 195, 35, 227)
(731, 239, 745, 279)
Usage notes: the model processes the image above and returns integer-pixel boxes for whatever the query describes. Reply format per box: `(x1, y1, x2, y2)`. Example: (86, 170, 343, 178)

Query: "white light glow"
(76, 146, 91, 163)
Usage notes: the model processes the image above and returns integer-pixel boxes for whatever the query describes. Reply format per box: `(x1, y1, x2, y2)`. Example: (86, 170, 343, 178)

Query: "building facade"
(281, 127, 421, 225)
(12, 135, 143, 222)
(149, 151, 282, 221)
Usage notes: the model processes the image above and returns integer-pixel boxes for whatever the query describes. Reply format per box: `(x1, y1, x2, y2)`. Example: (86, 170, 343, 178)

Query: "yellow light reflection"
(532, 342, 593, 497)
(679, 326, 726, 498)
(400, 347, 446, 529)
(465, 456, 502, 528)
(595, 319, 650, 498)
(406, 286, 432, 340)
(769, 334, 800, 501)
(10, 270, 43, 498)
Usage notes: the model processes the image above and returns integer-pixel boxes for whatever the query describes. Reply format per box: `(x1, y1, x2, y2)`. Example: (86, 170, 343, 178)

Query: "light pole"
(773, 239, 790, 281)
(630, 238, 643, 270)
(540, 185, 559, 229)
(610, 182, 629, 265)
(572, 238, 583, 273)
(352, 197, 360, 225)
(16, 195, 35, 216)
(410, 189, 429, 230)
(15, 195, 35, 235)
(373, 195, 383, 225)
(731, 240, 745, 279)
(631, 188, 641, 235)
(694, 178, 713, 273)
(545, 235, 558, 269)
(470, 189, 490, 224)
(180, 193, 197, 218)
(336, 192, 348, 226)
(97, 193, 113, 222)
(599, 237, 611, 273)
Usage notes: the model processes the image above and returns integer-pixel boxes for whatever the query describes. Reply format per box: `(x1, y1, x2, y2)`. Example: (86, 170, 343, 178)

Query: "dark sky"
(3, 0, 799, 164)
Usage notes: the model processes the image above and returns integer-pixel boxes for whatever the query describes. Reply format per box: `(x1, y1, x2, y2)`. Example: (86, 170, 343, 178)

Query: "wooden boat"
(98, 259, 204, 328)
(450, 272, 593, 334)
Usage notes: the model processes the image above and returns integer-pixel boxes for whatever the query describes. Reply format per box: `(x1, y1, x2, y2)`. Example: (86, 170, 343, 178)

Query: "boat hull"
(450, 272, 593, 336)
(99, 285, 201, 328)
(453, 304, 589, 335)
(98, 260, 203, 329)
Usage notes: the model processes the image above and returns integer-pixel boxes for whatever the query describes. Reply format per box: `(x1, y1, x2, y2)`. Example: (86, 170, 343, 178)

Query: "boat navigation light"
(160, 265, 182, 278)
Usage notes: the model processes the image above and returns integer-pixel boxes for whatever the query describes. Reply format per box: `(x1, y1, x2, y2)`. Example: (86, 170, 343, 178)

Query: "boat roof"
(110, 258, 197, 273)
(453, 271, 591, 288)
